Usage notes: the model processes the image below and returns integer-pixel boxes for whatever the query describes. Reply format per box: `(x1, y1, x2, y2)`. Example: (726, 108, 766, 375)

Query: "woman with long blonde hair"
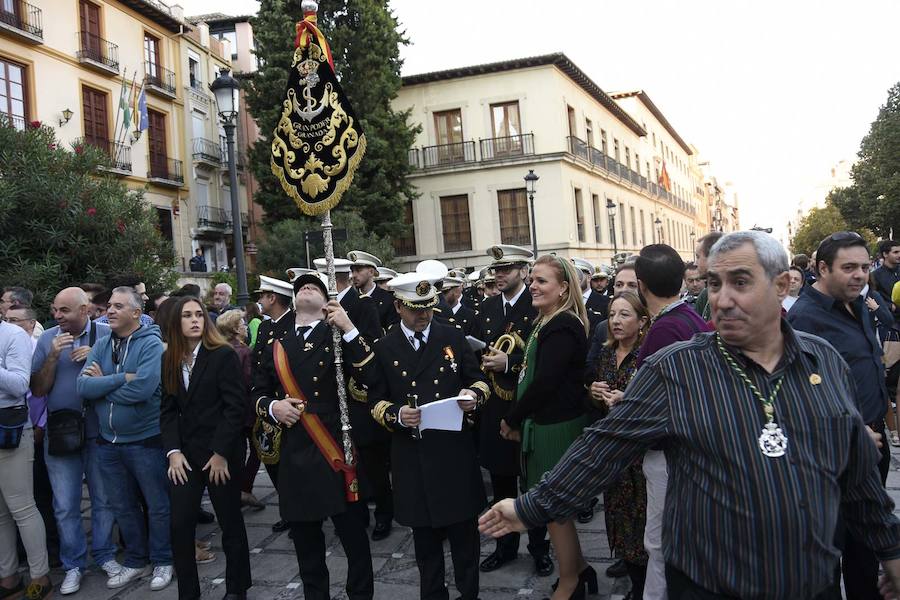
(500, 254, 592, 600)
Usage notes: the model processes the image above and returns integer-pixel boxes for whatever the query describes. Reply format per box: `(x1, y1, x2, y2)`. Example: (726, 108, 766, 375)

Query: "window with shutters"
(433, 109, 463, 163)
(81, 85, 109, 153)
(592, 194, 604, 243)
(566, 105, 576, 137)
(393, 200, 417, 256)
(574, 188, 585, 242)
(144, 33, 160, 78)
(0, 58, 27, 130)
(497, 188, 531, 246)
(440, 195, 472, 252)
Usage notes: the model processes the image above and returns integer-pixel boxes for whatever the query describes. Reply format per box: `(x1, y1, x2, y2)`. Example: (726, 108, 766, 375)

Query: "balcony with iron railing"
(0, 0, 42, 43)
(147, 156, 183, 187)
(407, 148, 421, 170)
(421, 140, 476, 168)
(76, 31, 119, 75)
(480, 133, 534, 161)
(144, 62, 176, 98)
(218, 136, 244, 170)
(193, 138, 222, 167)
(189, 72, 204, 92)
(74, 138, 132, 174)
(0, 114, 26, 131)
(196, 204, 229, 230)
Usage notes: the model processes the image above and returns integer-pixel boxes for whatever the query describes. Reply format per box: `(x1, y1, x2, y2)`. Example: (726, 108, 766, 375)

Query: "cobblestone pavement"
(39, 450, 900, 599)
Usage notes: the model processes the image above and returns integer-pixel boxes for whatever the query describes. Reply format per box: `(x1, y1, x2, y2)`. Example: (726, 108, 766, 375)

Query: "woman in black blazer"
(160, 296, 251, 600)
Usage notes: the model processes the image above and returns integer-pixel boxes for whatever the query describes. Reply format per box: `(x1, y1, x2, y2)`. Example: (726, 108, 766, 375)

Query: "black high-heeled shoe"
(543, 577, 586, 600)
(551, 565, 599, 595)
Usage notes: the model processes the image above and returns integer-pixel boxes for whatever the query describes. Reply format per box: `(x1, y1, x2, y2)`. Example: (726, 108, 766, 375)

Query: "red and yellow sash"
(273, 340, 359, 502)
(295, 11, 335, 70)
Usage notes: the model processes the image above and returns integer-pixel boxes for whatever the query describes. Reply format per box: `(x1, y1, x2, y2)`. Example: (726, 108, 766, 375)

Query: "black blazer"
(366, 285, 399, 332)
(160, 345, 246, 466)
(504, 311, 588, 428)
(341, 287, 382, 341)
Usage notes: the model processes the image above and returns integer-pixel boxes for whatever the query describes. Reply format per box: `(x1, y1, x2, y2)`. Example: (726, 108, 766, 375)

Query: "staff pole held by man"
(479, 231, 900, 600)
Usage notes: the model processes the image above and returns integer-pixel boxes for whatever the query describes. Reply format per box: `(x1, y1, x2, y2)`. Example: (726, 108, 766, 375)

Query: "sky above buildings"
(181, 0, 900, 237)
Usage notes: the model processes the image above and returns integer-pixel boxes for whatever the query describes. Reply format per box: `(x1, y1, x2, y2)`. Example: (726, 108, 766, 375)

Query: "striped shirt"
(516, 321, 900, 599)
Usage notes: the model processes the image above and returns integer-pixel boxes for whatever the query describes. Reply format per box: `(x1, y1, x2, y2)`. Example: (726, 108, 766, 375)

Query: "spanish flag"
(659, 160, 672, 192)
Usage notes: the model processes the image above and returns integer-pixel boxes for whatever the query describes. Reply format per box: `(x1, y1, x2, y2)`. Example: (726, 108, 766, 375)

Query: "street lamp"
(654, 217, 662, 243)
(524, 169, 539, 259)
(606, 197, 618, 255)
(210, 67, 249, 307)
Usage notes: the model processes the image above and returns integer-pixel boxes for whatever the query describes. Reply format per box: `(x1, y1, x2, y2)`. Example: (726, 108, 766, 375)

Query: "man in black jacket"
(471, 245, 552, 576)
(250, 276, 296, 533)
(368, 271, 490, 600)
(252, 273, 377, 600)
(433, 271, 476, 336)
(349, 251, 399, 333)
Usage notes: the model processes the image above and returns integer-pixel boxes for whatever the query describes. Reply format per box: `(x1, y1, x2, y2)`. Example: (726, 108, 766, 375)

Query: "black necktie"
(504, 302, 511, 317)
(414, 331, 426, 353)
(296, 325, 312, 339)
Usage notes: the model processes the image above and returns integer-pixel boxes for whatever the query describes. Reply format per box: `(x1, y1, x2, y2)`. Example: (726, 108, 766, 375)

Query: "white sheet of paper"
(466, 335, 486, 351)
(419, 397, 465, 433)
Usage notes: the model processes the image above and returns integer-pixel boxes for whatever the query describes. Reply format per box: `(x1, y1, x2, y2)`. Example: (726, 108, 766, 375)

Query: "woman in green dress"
(501, 254, 592, 600)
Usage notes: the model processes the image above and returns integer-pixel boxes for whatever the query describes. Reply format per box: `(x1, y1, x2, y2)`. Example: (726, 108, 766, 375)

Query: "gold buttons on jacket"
(313, 376, 318, 382)
(433, 380, 439, 385)
(401, 371, 407, 377)
(314, 391, 319, 397)
(439, 367, 444, 373)
(393, 361, 399, 367)
(411, 381, 416, 387)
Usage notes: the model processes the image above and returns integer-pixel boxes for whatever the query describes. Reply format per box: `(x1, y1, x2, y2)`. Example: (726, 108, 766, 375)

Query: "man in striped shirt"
(480, 231, 900, 599)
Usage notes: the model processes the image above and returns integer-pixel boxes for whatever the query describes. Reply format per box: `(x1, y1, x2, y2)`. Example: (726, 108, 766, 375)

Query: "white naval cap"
(313, 258, 352, 274)
(486, 244, 533, 268)
(285, 267, 317, 282)
(591, 265, 610, 280)
(254, 275, 294, 299)
(571, 257, 595, 275)
(388, 271, 442, 309)
(374, 267, 398, 283)
(442, 269, 466, 288)
(347, 251, 383, 268)
(415, 259, 449, 279)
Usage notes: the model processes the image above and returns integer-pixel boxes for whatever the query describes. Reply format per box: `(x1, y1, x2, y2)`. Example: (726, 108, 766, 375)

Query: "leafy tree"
(832, 82, 900, 236)
(245, 0, 419, 239)
(0, 121, 177, 319)
(255, 211, 395, 276)
(790, 202, 877, 257)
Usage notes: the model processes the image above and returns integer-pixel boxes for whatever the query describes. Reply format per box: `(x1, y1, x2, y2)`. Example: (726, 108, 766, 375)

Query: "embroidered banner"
(271, 11, 366, 216)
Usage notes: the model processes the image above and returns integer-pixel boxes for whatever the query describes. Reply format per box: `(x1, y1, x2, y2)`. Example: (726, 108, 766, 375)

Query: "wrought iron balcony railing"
(421, 140, 476, 168)
(480, 133, 534, 161)
(76, 31, 119, 72)
(144, 61, 176, 97)
(147, 156, 183, 186)
(0, 0, 42, 41)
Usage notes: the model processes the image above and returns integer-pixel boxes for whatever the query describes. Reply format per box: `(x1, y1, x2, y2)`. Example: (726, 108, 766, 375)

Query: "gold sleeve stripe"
(371, 400, 393, 430)
(352, 353, 375, 368)
(471, 381, 491, 399)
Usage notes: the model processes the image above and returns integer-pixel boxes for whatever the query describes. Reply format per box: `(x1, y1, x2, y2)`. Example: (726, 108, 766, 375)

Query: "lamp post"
(606, 197, 618, 255)
(524, 169, 539, 259)
(210, 67, 249, 307)
(654, 217, 662, 243)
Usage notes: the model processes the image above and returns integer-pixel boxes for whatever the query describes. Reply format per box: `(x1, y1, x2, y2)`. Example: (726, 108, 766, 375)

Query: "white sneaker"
(100, 559, 123, 577)
(149, 565, 173, 591)
(60, 568, 82, 595)
(107, 565, 151, 589)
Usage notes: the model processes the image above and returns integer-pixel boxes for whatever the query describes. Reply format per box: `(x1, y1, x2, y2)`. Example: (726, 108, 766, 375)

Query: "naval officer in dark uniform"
(374, 267, 397, 291)
(249, 275, 296, 534)
(349, 251, 400, 332)
(367, 271, 491, 600)
(471, 245, 552, 576)
(573, 258, 609, 339)
(346, 251, 398, 540)
(433, 271, 476, 336)
(252, 272, 376, 600)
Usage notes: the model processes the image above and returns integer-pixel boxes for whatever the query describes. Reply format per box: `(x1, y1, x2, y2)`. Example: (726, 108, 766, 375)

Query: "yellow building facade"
(0, 0, 249, 273)
(392, 53, 730, 271)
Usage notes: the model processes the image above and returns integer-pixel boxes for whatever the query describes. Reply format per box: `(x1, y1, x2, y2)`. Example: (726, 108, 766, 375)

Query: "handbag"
(47, 321, 96, 456)
(0, 405, 28, 450)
